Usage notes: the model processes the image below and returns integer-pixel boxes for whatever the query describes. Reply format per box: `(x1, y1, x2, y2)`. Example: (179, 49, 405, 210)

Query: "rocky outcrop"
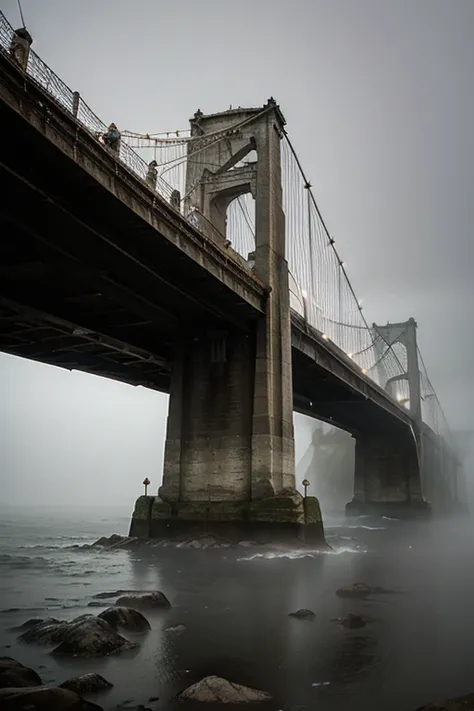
(165, 624, 186, 634)
(60, 673, 113, 694)
(288, 609, 315, 620)
(115, 592, 171, 611)
(17, 614, 137, 657)
(98, 607, 150, 632)
(0, 658, 42, 689)
(0, 685, 103, 710)
(90, 535, 139, 550)
(51, 616, 137, 657)
(179, 676, 272, 703)
(413, 694, 474, 710)
(18, 618, 70, 645)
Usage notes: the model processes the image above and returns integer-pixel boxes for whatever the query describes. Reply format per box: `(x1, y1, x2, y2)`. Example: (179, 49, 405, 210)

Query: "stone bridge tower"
(129, 101, 323, 542)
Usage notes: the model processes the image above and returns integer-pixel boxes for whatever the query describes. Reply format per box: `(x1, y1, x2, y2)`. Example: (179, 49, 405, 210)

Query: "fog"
(1, 0, 474, 511)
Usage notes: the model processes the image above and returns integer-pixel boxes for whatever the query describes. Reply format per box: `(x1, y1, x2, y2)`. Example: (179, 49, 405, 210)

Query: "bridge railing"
(0, 11, 175, 203)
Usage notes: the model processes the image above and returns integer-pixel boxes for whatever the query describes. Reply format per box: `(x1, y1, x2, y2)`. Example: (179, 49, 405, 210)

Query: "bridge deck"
(0, 46, 414, 437)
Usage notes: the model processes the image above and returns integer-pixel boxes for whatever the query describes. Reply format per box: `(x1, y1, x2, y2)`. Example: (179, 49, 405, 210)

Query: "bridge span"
(0, 17, 461, 541)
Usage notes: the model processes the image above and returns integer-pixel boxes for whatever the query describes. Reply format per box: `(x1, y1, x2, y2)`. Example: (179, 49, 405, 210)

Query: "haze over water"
(0, 505, 473, 710)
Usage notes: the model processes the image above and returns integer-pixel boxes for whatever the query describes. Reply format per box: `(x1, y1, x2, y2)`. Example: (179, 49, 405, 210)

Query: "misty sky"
(1, 0, 474, 507)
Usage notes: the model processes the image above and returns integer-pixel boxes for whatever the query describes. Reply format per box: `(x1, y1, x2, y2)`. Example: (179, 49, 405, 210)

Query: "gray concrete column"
(159, 330, 255, 503)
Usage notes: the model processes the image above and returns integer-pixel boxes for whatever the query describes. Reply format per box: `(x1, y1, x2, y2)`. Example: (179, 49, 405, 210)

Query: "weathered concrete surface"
(129, 490, 326, 546)
(168, 102, 295, 506)
(345, 429, 429, 517)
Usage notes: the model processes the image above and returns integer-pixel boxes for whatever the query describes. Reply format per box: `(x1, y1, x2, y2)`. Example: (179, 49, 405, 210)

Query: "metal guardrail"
(0, 11, 174, 203)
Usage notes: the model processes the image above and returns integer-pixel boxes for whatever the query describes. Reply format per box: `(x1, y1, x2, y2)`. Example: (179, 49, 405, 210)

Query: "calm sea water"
(0, 505, 473, 710)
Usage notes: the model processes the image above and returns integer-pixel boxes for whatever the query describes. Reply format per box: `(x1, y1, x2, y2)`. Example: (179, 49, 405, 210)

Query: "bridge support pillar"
(129, 99, 325, 545)
(128, 326, 322, 544)
(346, 431, 429, 518)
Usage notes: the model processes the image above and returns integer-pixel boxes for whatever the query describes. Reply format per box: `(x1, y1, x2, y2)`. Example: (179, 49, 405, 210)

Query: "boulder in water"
(18, 618, 70, 645)
(336, 583, 371, 598)
(413, 693, 474, 709)
(0, 657, 42, 689)
(179, 676, 272, 703)
(11, 617, 47, 632)
(288, 609, 315, 620)
(0, 684, 103, 709)
(98, 607, 150, 632)
(115, 592, 171, 611)
(60, 673, 113, 694)
(165, 624, 186, 634)
(51, 616, 137, 657)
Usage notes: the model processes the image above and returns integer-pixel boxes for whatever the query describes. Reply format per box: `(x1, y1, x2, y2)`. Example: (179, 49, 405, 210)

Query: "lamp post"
(143, 478, 150, 496)
(302, 479, 310, 498)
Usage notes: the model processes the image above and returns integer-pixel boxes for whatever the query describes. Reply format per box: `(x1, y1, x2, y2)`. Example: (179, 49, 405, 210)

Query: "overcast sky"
(1, 0, 473, 507)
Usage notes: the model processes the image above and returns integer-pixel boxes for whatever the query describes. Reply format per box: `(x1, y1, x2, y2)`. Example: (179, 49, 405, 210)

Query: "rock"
(60, 673, 113, 694)
(11, 617, 46, 631)
(51, 616, 137, 657)
(91, 534, 125, 548)
(336, 582, 371, 598)
(165, 624, 186, 634)
(0, 684, 103, 709)
(0, 657, 42, 689)
(288, 609, 315, 620)
(179, 676, 272, 703)
(87, 602, 107, 608)
(115, 592, 171, 611)
(413, 693, 474, 710)
(238, 541, 257, 548)
(331, 613, 367, 629)
(18, 618, 70, 645)
(98, 607, 150, 632)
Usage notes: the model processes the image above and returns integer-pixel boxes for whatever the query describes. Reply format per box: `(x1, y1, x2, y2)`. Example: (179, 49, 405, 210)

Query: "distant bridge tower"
(372, 317, 422, 428)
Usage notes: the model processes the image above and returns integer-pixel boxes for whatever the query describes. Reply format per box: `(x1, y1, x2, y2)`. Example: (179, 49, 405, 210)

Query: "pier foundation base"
(129, 491, 326, 547)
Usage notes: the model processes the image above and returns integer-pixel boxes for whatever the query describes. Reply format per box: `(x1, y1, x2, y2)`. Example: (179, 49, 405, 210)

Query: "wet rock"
(91, 534, 125, 548)
(87, 602, 108, 608)
(336, 582, 371, 598)
(238, 541, 257, 548)
(51, 616, 137, 657)
(60, 673, 113, 694)
(18, 618, 70, 645)
(331, 613, 367, 629)
(0, 684, 103, 709)
(165, 624, 186, 634)
(288, 609, 315, 620)
(11, 617, 46, 631)
(98, 607, 150, 632)
(413, 693, 474, 710)
(91, 535, 139, 550)
(0, 657, 42, 689)
(115, 592, 171, 611)
(179, 676, 272, 703)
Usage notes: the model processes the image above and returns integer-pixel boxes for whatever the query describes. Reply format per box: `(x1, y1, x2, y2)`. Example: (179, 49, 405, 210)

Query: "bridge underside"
(0, 93, 263, 389)
(0, 52, 431, 524)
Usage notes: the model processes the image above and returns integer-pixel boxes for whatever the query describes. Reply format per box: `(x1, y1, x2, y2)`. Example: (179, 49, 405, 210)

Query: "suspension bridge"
(0, 14, 462, 540)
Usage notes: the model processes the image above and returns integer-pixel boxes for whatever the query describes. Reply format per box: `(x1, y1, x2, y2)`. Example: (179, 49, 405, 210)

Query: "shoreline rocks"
(98, 607, 151, 632)
(60, 673, 114, 694)
(17, 615, 138, 657)
(0, 657, 42, 689)
(288, 609, 315, 620)
(179, 676, 272, 703)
